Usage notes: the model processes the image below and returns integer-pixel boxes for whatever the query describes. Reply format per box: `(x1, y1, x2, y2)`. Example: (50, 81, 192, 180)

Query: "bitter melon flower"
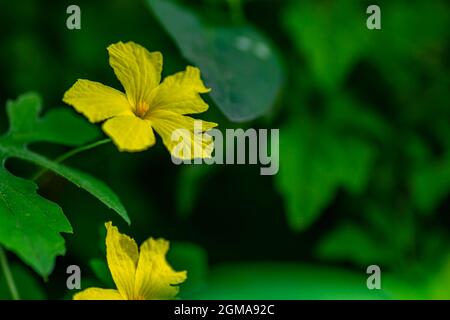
(63, 41, 217, 158)
(74, 222, 187, 300)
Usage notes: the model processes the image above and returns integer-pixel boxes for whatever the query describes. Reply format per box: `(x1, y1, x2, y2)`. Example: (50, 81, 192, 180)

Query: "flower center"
(135, 101, 150, 118)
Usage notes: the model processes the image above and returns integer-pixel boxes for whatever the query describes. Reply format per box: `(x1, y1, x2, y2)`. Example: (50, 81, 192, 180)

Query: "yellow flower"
(63, 41, 217, 158)
(74, 222, 187, 300)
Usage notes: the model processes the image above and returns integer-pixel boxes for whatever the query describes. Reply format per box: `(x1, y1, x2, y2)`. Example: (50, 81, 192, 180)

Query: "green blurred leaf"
(411, 154, 450, 214)
(426, 252, 450, 299)
(284, 0, 369, 92)
(382, 275, 429, 300)
(168, 242, 209, 297)
(148, 0, 284, 122)
(368, 1, 450, 94)
(6, 96, 100, 146)
(0, 92, 128, 276)
(4, 90, 93, 145)
(276, 119, 375, 230)
(0, 263, 46, 300)
(326, 95, 390, 142)
(0, 167, 72, 277)
(316, 222, 391, 266)
(317, 200, 417, 269)
(188, 262, 388, 299)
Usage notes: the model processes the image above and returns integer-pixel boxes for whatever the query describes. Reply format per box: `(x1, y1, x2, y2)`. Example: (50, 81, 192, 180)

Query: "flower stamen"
(135, 101, 150, 118)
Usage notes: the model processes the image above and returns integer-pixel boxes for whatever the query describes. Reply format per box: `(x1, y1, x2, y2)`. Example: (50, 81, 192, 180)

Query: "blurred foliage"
(0, 0, 449, 299)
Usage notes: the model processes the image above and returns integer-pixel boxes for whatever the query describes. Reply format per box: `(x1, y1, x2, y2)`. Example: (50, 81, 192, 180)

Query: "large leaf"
(0, 167, 71, 277)
(187, 262, 389, 299)
(188, 262, 435, 299)
(276, 119, 375, 230)
(0, 92, 129, 276)
(148, 0, 284, 122)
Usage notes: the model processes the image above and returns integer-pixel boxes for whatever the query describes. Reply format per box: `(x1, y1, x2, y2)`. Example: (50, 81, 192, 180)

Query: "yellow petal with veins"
(73, 288, 123, 300)
(134, 238, 187, 300)
(148, 110, 217, 160)
(63, 79, 133, 123)
(105, 222, 139, 300)
(107, 41, 162, 110)
(103, 115, 156, 152)
(148, 66, 210, 115)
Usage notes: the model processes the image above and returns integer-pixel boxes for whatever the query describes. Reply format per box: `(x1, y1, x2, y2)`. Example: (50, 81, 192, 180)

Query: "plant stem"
(32, 138, 111, 181)
(0, 246, 20, 300)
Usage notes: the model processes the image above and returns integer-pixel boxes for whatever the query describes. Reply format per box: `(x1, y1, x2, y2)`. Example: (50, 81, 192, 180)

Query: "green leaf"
(316, 222, 393, 266)
(0, 92, 128, 276)
(148, 0, 284, 122)
(6, 147, 129, 224)
(0, 167, 72, 277)
(188, 262, 388, 299)
(276, 119, 375, 230)
(0, 263, 46, 299)
(6, 93, 100, 146)
(284, 0, 369, 92)
(426, 253, 450, 299)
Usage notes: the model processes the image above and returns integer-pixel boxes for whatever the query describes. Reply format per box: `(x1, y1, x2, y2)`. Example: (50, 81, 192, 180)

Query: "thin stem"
(0, 246, 20, 300)
(32, 138, 111, 181)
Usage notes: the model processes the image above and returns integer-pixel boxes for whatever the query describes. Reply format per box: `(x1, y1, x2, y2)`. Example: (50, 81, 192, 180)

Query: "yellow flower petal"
(102, 115, 156, 152)
(149, 66, 210, 115)
(73, 288, 123, 300)
(148, 110, 217, 160)
(105, 222, 139, 300)
(107, 41, 162, 111)
(134, 238, 187, 300)
(63, 79, 133, 123)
